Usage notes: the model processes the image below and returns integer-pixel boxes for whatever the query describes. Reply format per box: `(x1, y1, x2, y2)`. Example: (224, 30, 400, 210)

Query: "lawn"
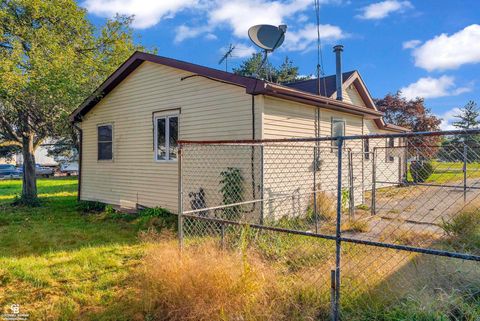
(427, 161, 480, 183)
(0, 178, 478, 321)
(0, 178, 146, 320)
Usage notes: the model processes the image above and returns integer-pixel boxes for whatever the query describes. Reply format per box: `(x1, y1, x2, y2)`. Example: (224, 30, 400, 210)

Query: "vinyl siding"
(262, 96, 403, 219)
(80, 61, 260, 211)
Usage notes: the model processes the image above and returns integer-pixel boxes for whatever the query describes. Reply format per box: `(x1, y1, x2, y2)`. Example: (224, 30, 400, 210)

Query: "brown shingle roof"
(283, 71, 356, 97)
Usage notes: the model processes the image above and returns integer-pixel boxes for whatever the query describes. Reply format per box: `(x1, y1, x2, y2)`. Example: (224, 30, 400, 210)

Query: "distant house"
(0, 143, 57, 167)
(70, 50, 407, 212)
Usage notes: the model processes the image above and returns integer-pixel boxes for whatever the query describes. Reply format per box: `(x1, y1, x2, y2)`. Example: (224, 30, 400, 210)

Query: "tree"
(233, 53, 304, 83)
(375, 92, 442, 159)
(375, 92, 441, 132)
(452, 100, 480, 129)
(0, 0, 144, 203)
(443, 100, 480, 162)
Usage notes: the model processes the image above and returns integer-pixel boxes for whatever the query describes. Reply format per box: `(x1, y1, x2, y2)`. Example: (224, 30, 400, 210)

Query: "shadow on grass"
(0, 178, 140, 258)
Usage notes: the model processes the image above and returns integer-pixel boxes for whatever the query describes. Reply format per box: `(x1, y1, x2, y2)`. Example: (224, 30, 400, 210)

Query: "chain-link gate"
(178, 130, 480, 321)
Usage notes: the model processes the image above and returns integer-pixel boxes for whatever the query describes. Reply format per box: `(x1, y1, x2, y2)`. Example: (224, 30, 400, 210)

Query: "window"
(364, 138, 370, 160)
(331, 118, 345, 147)
(155, 113, 178, 161)
(386, 137, 395, 162)
(98, 124, 113, 160)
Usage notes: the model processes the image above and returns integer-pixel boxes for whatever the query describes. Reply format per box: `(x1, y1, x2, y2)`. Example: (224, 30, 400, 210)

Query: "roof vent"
(333, 45, 344, 101)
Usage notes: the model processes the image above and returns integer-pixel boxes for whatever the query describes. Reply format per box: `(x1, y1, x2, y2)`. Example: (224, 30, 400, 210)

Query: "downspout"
(249, 94, 257, 214)
(72, 122, 83, 202)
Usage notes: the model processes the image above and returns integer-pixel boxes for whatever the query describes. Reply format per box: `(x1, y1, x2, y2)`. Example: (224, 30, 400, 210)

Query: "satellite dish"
(248, 24, 287, 52)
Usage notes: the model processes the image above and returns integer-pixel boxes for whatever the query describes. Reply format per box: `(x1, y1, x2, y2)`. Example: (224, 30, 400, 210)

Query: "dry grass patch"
(140, 239, 275, 321)
(379, 225, 439, 247)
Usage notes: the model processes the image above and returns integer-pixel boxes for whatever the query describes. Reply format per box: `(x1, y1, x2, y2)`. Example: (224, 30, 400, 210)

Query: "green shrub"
(76, 200, 106, 213)
(219, 167, 245, 220)
(410, 160, 434, 183)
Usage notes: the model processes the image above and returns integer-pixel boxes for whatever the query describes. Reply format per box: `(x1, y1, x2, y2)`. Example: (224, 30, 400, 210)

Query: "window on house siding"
(364, 138, 370, 160)
(98, 124, 113, 160)
(155, 114, 178, 161)
(386, 137, 395, 162)
(331, 119, 345, 147)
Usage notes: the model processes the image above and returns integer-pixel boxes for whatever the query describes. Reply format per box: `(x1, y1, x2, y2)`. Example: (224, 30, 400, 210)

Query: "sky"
(81, 0, 480, 130)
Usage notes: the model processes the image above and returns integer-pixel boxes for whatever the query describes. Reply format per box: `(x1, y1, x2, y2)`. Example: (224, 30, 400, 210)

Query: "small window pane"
(98, 142, 112, 160)
(98, 125, 112, 141)
(169, 116, 178, 160)
(387, 138, 395, 162)
(364, 138, 370, 160)
(157, 118, 166, 160)
(332, 120, 344, 137)
(98, 125, 112, 160)
(332, 120, 345, 147)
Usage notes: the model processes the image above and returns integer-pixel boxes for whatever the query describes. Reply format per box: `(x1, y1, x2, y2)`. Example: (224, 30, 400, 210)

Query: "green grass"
(0, 178, 146, 320)
(425, 161, 480, 184)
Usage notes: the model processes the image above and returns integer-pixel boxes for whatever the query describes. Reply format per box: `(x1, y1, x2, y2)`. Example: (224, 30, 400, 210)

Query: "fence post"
(220, 223, 225, 250)
(178, 145, 184, 251)
(348, 150, 354, 218)
(330, 269, 336, 321)
(260, 144, 264, 225)
(463, 143, 467, 202)
(371, 148, 376, 215)
(314, 146, 319, 233)
(334, 137, 344, 321)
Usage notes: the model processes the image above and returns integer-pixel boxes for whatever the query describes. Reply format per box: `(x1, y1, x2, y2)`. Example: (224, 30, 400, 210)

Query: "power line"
(314, 0, 327, 97)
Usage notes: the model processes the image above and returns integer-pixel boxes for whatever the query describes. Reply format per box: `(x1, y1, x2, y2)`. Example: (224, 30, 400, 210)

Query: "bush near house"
(410, 160, 434, 183)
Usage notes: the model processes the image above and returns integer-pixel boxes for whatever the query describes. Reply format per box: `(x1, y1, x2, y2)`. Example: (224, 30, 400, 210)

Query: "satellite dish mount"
(248, 24, 287, 80)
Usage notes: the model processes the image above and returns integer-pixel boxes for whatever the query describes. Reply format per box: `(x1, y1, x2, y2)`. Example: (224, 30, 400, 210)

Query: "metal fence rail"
(178, 129, 480, 320)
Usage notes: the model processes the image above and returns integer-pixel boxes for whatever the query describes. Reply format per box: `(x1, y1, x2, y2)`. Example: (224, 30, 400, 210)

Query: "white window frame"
(154, 112, 179, 162)
(97, 123, 114, 161)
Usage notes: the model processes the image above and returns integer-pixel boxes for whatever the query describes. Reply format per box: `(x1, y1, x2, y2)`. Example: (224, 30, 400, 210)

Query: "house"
(70, 48, 408, 215)
(0, 142, 57, 167)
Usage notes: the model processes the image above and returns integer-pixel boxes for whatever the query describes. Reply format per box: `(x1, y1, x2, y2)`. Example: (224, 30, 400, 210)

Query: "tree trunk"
(22, 134, 37, 200)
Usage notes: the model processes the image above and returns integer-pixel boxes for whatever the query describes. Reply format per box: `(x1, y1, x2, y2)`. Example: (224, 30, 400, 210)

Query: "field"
(0, 178, 145, 320)
(0, 178, 479, 320)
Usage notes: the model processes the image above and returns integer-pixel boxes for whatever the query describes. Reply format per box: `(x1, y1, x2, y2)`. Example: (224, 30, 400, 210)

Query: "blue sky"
(82, 0, 480, 129)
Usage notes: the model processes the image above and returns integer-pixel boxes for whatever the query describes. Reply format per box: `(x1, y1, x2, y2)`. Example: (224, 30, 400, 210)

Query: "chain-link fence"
(178, 130, 480, 321)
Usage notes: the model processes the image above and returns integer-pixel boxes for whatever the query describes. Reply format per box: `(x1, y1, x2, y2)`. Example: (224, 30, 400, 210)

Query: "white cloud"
(209, 0, 312, 38)
(84, 0, 346, 52)
(83, 0, 200, 29)
(230, 43, 256, 58)
(284, 23, 346, 51)
(438, 107, 461, 130)
(357, 0, 413, 20)
(205, 33, 218, 40)
(402, 39, 421, 49)
(400, 75, 472, 100)
(174, 24, 212, 43)
(411, 24, 480, 71)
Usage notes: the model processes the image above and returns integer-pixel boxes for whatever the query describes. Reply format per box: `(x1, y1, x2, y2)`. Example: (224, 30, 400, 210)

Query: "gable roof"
(283, 71, 356, 97)
(69, 51, 407, 132)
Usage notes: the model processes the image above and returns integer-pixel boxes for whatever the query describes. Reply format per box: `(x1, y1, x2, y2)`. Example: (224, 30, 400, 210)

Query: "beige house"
(70, 51, 407, 215)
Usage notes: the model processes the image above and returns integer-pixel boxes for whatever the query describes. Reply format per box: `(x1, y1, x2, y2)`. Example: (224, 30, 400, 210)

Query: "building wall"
(261, 95, 403, 221)
(80, 61, 262, 211)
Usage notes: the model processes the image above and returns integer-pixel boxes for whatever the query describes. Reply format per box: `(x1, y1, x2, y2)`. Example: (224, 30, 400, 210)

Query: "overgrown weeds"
(441, 207, 480, 254)
(134, 230, 480, 321)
